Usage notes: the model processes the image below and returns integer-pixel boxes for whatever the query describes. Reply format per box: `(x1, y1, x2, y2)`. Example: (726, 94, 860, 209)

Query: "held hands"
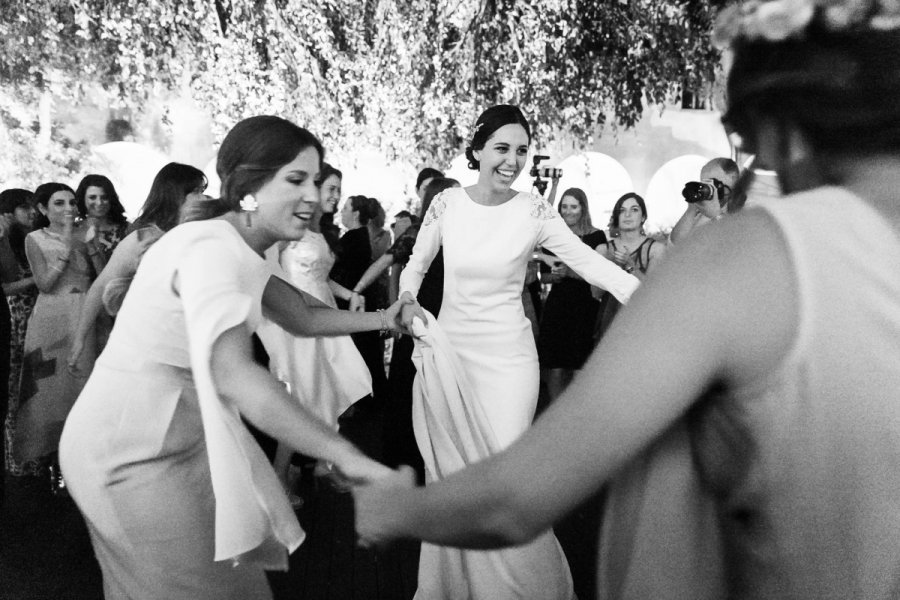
(353, 465, 418, 549)
(332, 452, 394, 487)
(384, 295, 417, 334)
(398, 293, 427, 335)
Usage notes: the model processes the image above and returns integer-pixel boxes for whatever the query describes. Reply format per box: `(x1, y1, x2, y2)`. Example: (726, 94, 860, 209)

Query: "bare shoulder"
(653, 209, 799, 386)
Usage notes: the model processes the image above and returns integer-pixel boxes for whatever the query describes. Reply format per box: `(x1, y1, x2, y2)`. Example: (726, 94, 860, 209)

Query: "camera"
(681, 178, 726, 203)
(530, 155, 562, 196)
(533, 167, 563, 179)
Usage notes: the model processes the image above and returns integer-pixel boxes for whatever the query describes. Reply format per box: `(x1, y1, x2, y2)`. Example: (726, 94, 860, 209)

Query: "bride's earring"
(240, 194, 258, 227)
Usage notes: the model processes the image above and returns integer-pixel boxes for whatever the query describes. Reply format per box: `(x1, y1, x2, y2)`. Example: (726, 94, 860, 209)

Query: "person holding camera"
(669, 158, 740, 244)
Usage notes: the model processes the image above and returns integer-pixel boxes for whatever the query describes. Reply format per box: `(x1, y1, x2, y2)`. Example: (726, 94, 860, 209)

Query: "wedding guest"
(60, 116, 402, 599)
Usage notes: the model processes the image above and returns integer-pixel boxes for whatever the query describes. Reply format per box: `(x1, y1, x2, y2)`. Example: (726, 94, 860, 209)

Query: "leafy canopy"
(0, 0, 721, 182)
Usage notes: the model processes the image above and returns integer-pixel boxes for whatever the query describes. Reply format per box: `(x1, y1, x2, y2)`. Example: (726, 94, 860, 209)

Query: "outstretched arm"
(212, 324, 390, 482)
(539, 215, 639, 303)
(353, 253, 395, 296)
(262, 275, 404, 337)
(355, 211, 799, 547)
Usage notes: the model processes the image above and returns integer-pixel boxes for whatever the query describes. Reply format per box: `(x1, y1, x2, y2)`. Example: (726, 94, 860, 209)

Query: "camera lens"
(681, 181, 714, 203)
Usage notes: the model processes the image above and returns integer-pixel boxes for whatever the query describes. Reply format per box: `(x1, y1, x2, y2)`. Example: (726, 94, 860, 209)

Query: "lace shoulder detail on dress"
(422, 190, 451, 227)
(529, 194, 556, 220)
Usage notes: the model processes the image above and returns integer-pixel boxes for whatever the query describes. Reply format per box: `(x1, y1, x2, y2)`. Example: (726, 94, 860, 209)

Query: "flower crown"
(713, 0, 900, 48)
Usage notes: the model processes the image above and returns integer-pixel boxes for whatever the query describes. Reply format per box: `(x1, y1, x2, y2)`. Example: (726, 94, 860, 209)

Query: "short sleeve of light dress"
(176, 222, 271, 343)
(169, 221, 300, 567)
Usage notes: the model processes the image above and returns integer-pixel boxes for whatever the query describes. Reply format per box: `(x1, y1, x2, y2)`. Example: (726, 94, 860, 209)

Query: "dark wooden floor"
(0, 385, 602, 600)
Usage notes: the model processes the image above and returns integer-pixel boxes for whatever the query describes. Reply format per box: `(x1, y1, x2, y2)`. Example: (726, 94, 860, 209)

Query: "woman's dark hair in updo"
(724, 28, 900, 162)
(189, 116, 324, 223)
(465, 105, 532, 170)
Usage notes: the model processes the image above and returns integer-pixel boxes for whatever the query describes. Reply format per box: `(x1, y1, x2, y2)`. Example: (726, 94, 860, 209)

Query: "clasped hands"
(350, 464, 418, 549)
(611, 248, 636, 272)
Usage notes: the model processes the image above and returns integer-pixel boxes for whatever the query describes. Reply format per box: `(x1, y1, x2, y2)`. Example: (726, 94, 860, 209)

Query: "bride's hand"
(353, 466, 418, 548)
(397, 293, 426, 334)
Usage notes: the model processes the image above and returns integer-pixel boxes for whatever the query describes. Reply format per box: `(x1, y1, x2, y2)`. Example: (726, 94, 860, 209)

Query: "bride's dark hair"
(465, 105, 531, 170)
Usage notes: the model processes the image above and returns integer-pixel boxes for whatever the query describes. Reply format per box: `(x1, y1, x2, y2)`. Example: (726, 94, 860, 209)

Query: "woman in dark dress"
(331, 195, 387, 408)
(537, 188, 607, 401)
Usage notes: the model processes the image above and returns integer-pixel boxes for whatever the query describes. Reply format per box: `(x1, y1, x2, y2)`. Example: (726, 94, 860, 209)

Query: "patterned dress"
(4, 259, 38, 475)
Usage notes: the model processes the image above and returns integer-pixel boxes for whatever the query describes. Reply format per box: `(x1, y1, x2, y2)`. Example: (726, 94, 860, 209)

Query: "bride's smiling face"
(473, 124, 529, 191)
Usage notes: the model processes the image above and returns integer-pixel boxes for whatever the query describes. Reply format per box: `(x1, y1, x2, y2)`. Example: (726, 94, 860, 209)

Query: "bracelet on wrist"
(377, 308, 389, 334)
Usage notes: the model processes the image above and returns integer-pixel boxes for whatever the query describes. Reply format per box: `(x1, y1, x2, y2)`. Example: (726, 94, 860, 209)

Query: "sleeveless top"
(690, 187, 900, 599)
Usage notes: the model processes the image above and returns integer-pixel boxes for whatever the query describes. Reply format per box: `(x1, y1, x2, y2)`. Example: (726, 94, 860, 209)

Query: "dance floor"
(0, 388, 601, 599)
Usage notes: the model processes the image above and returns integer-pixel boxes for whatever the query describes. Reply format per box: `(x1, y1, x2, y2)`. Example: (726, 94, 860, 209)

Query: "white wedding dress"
(400, 187, 638, 599)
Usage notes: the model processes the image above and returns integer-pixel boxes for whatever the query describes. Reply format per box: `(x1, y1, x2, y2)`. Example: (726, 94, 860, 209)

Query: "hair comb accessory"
(240, 194, 258, 227)
(472, 122, 484, 139)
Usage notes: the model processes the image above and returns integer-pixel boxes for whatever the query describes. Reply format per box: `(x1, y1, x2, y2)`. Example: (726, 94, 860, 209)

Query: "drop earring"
(240, 194, 258, 227)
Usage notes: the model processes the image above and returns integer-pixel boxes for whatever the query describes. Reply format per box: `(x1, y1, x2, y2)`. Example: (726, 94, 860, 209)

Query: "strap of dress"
(637, 238, 655, 273)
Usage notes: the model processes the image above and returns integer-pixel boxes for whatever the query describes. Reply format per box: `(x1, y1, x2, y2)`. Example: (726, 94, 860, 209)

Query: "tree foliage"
(0, 0, 722, 183)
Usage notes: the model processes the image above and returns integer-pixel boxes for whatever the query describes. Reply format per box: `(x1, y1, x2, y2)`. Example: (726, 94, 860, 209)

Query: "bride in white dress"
(398, 104, 639, 599)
